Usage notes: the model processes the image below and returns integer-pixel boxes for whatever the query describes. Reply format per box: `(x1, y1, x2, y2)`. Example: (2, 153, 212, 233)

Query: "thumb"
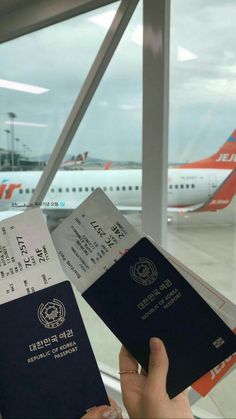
(147, 337, 169, 395)
(81, 405, 122, 418)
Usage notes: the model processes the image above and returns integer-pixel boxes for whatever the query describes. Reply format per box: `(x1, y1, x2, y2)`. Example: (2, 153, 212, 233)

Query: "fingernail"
(102, 406, 122, 418)
(150, 337, 161, 351)
(86, 406, 96, 413)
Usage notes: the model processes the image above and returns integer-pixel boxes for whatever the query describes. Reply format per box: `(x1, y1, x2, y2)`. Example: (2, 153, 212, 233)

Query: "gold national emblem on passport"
(130, 257, 158, 286)
(38, 299, 66, 329)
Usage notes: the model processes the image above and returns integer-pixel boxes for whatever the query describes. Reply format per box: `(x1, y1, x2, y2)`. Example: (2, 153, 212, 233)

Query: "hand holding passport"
(82, 236, 236, 398)
(52, 188, 236, 398)
(119, 337, 194, 419)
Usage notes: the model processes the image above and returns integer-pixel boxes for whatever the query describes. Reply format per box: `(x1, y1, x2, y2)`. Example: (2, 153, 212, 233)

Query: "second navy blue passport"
(83, 237, 236, 398)
(0, 281, 109, 419)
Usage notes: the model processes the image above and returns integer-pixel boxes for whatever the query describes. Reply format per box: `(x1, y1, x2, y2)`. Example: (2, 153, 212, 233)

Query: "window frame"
(0, 0, 119, 44)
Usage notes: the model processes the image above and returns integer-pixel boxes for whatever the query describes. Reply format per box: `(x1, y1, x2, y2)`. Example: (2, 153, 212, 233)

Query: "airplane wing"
(168, 168, 236, 213)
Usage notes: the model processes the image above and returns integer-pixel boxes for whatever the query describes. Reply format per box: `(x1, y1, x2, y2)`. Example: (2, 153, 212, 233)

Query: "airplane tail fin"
(104, 161, 112, 170)
(180, 129, 236, 169)
(76, 151, 88, 162)
(195, 168, 236, 212)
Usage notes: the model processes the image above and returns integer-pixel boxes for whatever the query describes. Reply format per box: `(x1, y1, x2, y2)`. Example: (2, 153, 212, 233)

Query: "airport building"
(0, 148, 43, 170)
(0, 1, 235, 418)
(0, 148, 11, 170)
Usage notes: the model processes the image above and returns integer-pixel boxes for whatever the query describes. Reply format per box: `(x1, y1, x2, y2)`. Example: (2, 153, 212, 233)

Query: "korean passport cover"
(83, 237, 236, 398)
(0, 281, 109, 419)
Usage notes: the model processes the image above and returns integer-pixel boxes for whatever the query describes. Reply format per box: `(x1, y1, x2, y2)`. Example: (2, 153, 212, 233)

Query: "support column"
(142, 0, 170, 246)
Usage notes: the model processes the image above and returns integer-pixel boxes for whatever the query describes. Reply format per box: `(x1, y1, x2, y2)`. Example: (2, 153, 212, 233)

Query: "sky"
(0, 0, 235, 163)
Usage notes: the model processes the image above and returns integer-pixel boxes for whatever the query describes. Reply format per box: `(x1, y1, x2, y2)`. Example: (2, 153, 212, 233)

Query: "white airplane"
(0, 129, 236, 219)
(61, 151, 88, 170)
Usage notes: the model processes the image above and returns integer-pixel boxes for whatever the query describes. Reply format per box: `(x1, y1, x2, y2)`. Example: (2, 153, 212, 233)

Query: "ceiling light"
(0, 79, 49, 94)
(177, 46, 198, 62)
(5, 121, 47, 128)
(88, 10, 116, 29)
(89, 13, 143, 47)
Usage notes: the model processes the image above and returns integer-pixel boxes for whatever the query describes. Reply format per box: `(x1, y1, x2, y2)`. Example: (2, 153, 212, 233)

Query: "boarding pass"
(51, 188, 141, 294)
(0, 208, 65, 304)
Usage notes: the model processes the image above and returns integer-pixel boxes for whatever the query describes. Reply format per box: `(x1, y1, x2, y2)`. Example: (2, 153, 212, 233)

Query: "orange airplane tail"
(196, 168, 236, 212)
(180, 129, 236, 170)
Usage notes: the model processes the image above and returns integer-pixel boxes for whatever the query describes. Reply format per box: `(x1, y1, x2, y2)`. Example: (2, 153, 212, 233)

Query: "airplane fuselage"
(0, 168, 231, 212)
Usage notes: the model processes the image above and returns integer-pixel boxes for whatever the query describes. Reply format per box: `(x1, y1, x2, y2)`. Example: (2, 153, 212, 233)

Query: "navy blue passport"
(0, 281, 109, 419)
(83, 237, 236, 398)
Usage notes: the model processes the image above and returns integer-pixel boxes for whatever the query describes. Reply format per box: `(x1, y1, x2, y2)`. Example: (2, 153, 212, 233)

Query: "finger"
(81, 405, 122, 419)
(140, 367, 147, 376)
(119, 345, 138, 372)
(81, 405, 109, 418)
(147, 337, 169, 395)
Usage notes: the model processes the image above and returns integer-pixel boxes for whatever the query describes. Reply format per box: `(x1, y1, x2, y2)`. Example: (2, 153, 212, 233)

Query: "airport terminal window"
(0, 4, 116, 188)
(168, 1, 236, 416)
(0, 0, 142, 399)
(1, 2, 235, 417)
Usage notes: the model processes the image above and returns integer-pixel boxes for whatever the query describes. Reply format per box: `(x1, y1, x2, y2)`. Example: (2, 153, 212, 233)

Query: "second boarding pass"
(51, 188, 141, 294)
